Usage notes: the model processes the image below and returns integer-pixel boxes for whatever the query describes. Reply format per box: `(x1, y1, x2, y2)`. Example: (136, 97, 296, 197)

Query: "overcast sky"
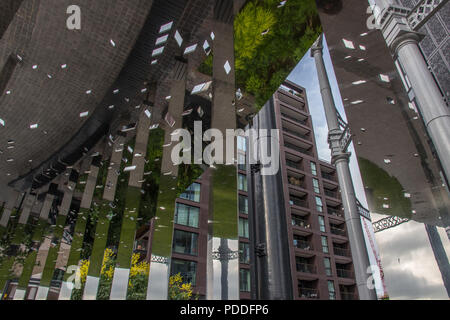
(287, 36, 450, 300)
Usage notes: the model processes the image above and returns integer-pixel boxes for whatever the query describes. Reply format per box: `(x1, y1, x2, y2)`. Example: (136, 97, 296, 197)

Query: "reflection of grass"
(63, 208, 90, 282)
(17, 219, 49, 289)
(151, 175, 178, 257)
(358, 157, 412, 218)
(211, 165, 238, 239)
(115, 186, 141, 268)
(40, 215, 67, 287)
(234, 0, 321, 109)
(87, 203, 111, 277)
(139, 129, 164, 229)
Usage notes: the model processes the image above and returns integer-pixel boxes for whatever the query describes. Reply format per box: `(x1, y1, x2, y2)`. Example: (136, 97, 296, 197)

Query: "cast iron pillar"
(311, 35, 377, 300)
(374, 0, 450, 183)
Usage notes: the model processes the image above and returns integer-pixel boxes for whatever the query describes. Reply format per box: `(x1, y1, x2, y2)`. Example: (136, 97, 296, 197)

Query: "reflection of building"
(136, 81, 362, 300)
(247, 81, 360, 300)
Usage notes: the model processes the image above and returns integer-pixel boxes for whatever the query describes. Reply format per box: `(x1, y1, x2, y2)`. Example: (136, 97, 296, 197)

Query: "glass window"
(239, 195, 248, 215)
(179, 182, 201, 202)
(313, 178, 320, 194)
(321, 236, 329, 253)
(171, 259, 197, 285)
(315, 196, 323, 212)
(238, 153, 246, 171)
(328, 281, 336, 300)
(238, 174, 247, 192)
(240, 268, 251, 292)
(239, 242, 250, 264)
(173, 230, 198, 256)
(324, 257, 332, 276)
(237, 136, 247, 152)
(175, 203, 200, 228)
(318, 216, 326, 232)
(310, 162, 317, 176)
(239, 218, 249, 238)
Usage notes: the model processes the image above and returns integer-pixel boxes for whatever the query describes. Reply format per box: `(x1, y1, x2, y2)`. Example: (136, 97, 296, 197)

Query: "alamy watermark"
(170, 121, 280, 176)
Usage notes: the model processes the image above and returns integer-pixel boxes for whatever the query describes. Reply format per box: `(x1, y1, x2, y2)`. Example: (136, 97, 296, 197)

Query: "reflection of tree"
(358, 157, 412, 218)
(234, 0, 322, 109)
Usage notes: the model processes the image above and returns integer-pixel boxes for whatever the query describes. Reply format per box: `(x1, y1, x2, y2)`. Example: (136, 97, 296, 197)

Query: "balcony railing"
(336, 269, 354, 279)
(298, 288, 319, 299)
(296, 263, 316, 274)
(327, 207, 344, 218)
(285, 142, 313, 156)
(293, 239, 313, 251)
(291, 216, 311, 229)
(283, 127, 310, 141)
(286, 159, 303, 171)
(330, 227, 346, 237)
(290, 197, 308, 208)
(340, 292, 357, 300)
(321, 172, 337, 182)
(281, 112, 308, 126)
(288, 176, 305, 188)
(324, 189, 339, 199)
(334, 247, 351, 257)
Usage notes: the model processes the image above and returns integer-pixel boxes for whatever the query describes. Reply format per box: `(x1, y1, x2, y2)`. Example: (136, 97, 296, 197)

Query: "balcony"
(336, 268, 354, 279)
(284, 142, 313, 156)
(330, 226, 347, 237)
(283, 127, 310, 141)
(296, 263, 316, 274)
(293, 239, 313, 251)
(298, 287, 319, 299)
(290, 196, 308, 208)
(327, 207, 344, 218)
(286, 159, 303, 171)
(291, 215, 310, 229)
(334, 247, 351, 257)
(288, 176, 306, 189)
(281, 112, 308, 126)
(340, 292, 357, 300)
(324, 189, 340, 199)
(321, 171, 337, 182)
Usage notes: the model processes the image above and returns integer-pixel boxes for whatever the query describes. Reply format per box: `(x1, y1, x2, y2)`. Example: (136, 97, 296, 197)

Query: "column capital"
(331, 152, 351, 165)
(378, 4, 424, 53)
(310, 34, 324, 57)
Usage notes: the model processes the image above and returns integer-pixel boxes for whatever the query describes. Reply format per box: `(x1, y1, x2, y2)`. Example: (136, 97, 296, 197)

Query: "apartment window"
(324, 257, 332, 276)
(313, 178, 320, 194)
(239, 195, 248, 215)
(240, 268, 251, 292)
(238, 174, 248, 192)
(175, 203, 200, 228)
(239, 242, 250, 264)
(171, 259, 197, 285)
(310, 162, 317, 176)
(315, 196, 323, 212)
(179, 182, 201, 202)
(239, 218, 249, 238)
(173, 230, 198, 256)
(237, 135, 247, 152)
(238, 153, 246, 171)
(321, 236, 329, 253)
(328, 281, 336, 300)
(318, 216, 326, 232)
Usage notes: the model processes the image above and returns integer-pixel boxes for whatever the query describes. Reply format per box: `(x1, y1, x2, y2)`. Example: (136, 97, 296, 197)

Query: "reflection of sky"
(287, 37, 449, 299)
